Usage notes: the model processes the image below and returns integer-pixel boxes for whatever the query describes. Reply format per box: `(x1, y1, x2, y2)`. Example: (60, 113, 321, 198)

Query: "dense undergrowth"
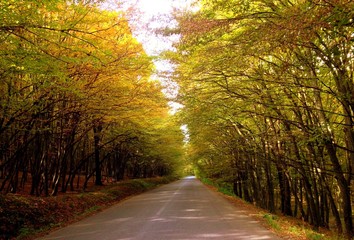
(0, 176, 177, 240)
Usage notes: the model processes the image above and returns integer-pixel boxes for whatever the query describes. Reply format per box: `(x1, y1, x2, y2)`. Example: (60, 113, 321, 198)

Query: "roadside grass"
(0, 176, 178, 240)
(200, 177, 345, 240)
(263, 213, 281, 231)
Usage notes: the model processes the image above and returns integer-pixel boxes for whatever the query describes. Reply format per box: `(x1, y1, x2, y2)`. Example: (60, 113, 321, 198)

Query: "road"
(39, 176, 282, 240)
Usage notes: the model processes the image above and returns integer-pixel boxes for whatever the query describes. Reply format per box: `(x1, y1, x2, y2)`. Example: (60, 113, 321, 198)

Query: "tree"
(0, 0, 184, 196)
(167, 0, 354, 237)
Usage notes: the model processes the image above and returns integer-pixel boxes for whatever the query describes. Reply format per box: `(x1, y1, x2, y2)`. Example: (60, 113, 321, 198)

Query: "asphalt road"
(39, 176, 282, 240)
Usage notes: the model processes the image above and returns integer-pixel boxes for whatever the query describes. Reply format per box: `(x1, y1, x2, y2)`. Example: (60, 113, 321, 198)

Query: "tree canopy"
(167, 0, 354, 238)
(1, 0, 353, 238)
(0, 0, 185, 196)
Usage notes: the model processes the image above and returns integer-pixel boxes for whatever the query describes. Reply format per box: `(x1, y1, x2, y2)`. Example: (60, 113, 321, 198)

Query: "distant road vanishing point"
(39, 176, 282, 240)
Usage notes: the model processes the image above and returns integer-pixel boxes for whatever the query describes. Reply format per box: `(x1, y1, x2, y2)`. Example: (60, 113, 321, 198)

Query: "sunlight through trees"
(0, 0, 184, 196)
(166, 0, 354, 238)
(1, 0, 353, 239)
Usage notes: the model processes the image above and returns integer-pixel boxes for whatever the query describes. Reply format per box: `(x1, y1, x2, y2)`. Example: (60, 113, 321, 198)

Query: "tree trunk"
(325, 140, 353, 238)
(277, 167, 292, 216)
(93, 123, 103, 186)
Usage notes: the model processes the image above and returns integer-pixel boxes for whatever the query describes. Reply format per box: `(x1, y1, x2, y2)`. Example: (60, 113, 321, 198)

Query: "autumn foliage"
(0, 0, 184, 197)
(169, 0, 354, 238)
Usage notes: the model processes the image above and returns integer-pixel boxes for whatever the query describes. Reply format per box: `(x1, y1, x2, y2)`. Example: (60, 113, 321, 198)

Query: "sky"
(133, 0, 193, 137)
(131, 0, 196, 113)
(100, 0, 192, 135)
(133, 0, 195, 55)
(103, 0, 196, 114)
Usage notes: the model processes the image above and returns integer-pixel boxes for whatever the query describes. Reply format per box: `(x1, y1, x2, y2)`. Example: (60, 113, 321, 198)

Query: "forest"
(0, 0, 185, 197)
(1, 0, 354, 239)
(167, 0, 354, 238)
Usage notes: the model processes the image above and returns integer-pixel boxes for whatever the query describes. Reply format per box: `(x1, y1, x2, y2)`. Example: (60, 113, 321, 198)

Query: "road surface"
(39, 176, 282, 240)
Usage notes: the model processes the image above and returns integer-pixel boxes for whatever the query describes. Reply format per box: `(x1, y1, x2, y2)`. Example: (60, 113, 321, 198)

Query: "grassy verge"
(199, 177, 344, 240)
(0, 176, 177, 240)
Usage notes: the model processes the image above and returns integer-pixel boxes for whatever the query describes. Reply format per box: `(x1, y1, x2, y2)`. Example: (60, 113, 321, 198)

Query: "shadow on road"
(39, 177, 281, 240)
